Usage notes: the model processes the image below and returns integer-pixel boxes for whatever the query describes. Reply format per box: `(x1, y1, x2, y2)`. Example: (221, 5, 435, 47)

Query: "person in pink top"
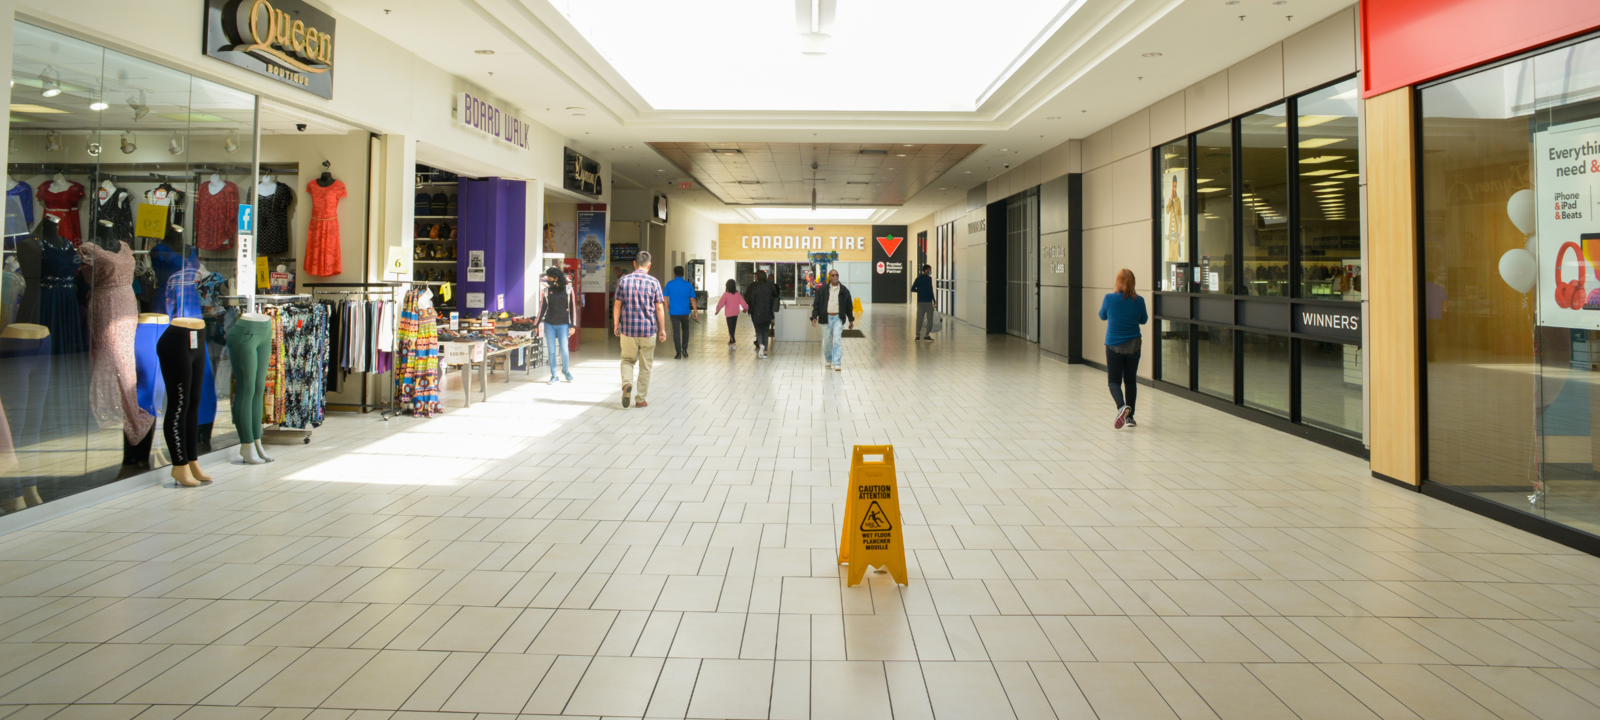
(714, 279, 749, 350)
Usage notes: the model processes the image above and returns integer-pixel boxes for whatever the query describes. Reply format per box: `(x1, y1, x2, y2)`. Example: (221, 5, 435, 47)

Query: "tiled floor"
(0, 305, 1598, 720)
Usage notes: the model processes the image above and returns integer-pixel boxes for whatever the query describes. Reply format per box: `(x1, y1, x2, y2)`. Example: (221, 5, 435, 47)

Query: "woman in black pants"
(1098, 268, 1148, 429)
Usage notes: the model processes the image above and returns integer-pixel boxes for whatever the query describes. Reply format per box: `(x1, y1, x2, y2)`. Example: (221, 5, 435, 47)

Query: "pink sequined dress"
(86, 241, 155, 444)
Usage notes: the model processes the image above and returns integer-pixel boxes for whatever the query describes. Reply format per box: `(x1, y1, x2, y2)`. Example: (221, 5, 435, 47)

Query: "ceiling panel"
(650, 142, 979, 207)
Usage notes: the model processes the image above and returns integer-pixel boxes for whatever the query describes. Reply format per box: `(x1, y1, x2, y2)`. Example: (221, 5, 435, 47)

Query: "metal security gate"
(1005, 190, 1039, 341)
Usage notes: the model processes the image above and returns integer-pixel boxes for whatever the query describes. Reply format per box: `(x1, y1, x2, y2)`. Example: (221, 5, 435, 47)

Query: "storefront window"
(1195, 124, 1233, 294)
(1421, 34, 1600, 535)
(1241, 331, 1290, 416)
(1158, 320, 1189, 386)
(1297, 79, 1362, 300)
(1301, 340, 1361, 437)
(1158, 140, 1189, 291)
(1196, 324, 1233, 400)
(1240, 104, 1289, 297)
(2, 23, 255, 513)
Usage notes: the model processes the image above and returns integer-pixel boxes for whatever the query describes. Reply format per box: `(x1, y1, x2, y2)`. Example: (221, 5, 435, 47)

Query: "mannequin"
(305, 164, 346, 276)
(48, 173, 70, 193)
(258, 175, 277, 194)
(125, 313, 169, 469)
(226, 312, 273, 465)
(159, 317, 211, 486)
(0, 323, 50, 511)
(6, 176, 16, 190)
(317, 161, 335, 187)
(82, 239, 153, 450)
(33, 218, 87, 354)
(208, 174, 224, 194)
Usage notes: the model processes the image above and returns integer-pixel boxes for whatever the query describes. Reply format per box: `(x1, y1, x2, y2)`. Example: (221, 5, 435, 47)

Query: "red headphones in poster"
(1555, 241, 1589, 309)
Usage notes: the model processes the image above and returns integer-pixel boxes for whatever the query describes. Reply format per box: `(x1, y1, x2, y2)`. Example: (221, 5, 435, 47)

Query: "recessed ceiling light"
(1225, 1, 1239, 4)
(1142, 52, 1162, 58)
(89, 99, 108, 111)
(999, 148, 1008, 152)
(475, 49, 495, 55)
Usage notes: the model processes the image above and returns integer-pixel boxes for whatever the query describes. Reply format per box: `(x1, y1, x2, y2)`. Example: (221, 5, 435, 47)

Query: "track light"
(224, 131, 240, 153)
(43, 131, 61, 152)
(167, 131, 184, 155)
(87, 135, 102, 157)
(127, 90, 148, 120)
(39, 67, 60, 98)
(89, 95, 108, 111)
(120, 131, 137, 154)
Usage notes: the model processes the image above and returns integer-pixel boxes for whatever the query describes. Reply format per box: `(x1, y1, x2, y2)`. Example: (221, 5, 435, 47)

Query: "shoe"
(563, 373, 573, 382)
(760, 350, 768, 359)
(635, 400, 649, 408)
(674, 353, 682, 359)
(833, 364, 842, 371)
(622, 382, 633, 408)
(1114, 406, 1130, 430)
(683, 351, 688, 358)
(728, 343, 735, 349)
(823, 360, 831, 367)
(1125, 417, 1137, 428)
(548, 376, 559, 385)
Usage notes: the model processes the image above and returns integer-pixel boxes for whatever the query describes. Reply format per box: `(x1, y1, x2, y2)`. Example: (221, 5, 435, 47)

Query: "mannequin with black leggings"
(158, 318, 211, 486)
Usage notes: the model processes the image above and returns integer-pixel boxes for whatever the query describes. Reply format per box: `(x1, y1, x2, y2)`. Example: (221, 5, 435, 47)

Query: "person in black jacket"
(746, 269, 776, 359)
(810, 268, 855, 371)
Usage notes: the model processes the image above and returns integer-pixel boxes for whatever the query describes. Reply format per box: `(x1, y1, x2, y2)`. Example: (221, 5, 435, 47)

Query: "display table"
(441, 340, 535, 407)
(775, 298, 821, 342)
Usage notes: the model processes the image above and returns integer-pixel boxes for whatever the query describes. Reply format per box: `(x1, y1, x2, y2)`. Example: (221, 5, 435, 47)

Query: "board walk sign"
(838, 445, 908, 586)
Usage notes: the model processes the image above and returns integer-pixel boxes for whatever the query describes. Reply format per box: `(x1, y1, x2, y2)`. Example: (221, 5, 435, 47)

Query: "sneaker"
(833, 364, 842, 371)
(1113, 406, 1130, 429)
(761, 350, 768, 359)
(728, 343, 735, 349)
(823, 360, 831, 367)
(1125, 417, 1137, 428)
(622, 382, 633, 408)
(563, 373, 573, 382)
(547, 376, 559, 385)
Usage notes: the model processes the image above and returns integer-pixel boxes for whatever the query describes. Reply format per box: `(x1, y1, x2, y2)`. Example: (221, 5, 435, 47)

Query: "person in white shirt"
(809, 269, 855, 371)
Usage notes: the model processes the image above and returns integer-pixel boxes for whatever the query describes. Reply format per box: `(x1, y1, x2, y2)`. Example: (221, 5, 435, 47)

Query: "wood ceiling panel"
(651, 142, 978, 207)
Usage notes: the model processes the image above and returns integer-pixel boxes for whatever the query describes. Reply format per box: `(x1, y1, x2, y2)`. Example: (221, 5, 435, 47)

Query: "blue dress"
(36, 235, 86, 355)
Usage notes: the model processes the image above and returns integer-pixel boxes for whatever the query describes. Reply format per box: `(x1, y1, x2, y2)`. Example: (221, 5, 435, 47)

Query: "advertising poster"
(1536, 117, 1600, 330)
(1162, 168, 1188, 262)
(871, 224, 909, 303)
(467, 250, 486, 282)
(546, 222, 575, 256)
(576, 210, 607, 272)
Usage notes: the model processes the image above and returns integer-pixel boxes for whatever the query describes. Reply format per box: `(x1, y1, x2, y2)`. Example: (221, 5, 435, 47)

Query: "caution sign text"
(838, 445, 908, 586)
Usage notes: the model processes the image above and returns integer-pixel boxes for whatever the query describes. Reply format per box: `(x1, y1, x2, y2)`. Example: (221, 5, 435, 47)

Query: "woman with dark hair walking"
(539, 266, 577, 384)
(1099, 268, 1148, 429)
(714, 279, 748, 350)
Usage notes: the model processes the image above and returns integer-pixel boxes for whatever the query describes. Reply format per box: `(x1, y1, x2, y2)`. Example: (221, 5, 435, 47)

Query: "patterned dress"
(278, 304, 329, 429)
(396, 288, 440, 417)
(85, 242, 155, 443)
(194, 181, 239, 251)
(263, 307, 287, 423)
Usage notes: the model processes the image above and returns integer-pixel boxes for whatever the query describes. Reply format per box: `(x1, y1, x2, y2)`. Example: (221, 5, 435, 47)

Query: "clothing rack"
(305, 282, 402, 419)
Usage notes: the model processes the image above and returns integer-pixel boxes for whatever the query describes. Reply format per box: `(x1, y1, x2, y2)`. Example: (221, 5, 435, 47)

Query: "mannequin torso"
(208, 174, 225, 194)
(240, 312, 270, 323)
(138, 313, 170, 324)
(258, 176, 278, 196)
(48, 174, 71, 193)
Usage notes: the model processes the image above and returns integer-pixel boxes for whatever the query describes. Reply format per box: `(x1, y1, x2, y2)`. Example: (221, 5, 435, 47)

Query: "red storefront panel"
(1362, 0, 1600, 97)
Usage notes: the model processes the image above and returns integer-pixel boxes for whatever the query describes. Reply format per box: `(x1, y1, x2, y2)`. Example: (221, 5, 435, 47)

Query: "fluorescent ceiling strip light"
(1299, 138, 1344, 149)
(974, 0, 1090, 108)
(1300, 156, 1343, 164)
(1302, 169, 1343, 177)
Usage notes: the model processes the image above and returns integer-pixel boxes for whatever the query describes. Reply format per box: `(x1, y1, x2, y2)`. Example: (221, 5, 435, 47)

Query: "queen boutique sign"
(204, 0, 337, 98)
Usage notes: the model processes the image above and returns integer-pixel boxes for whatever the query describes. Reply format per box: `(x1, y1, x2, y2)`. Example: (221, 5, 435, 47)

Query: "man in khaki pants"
(612, 251, 667, 408)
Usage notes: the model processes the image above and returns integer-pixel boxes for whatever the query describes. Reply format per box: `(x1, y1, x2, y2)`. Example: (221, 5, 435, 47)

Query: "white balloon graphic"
(1507, 189, 1535, 236)
(1526, 232, 1538, 255)
(1499, 248, 1536, 294)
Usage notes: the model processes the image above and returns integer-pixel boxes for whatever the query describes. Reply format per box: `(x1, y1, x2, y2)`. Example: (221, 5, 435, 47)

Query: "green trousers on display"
(226, 318, 273, 444)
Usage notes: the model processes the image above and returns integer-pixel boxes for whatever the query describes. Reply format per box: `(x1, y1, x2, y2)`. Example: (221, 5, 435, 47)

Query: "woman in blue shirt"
(1098, 269, 1148, 429)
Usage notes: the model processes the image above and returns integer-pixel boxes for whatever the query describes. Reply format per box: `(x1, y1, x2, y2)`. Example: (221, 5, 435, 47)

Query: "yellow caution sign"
(838, 445, 907, 586)
(852, 296, 864, 316)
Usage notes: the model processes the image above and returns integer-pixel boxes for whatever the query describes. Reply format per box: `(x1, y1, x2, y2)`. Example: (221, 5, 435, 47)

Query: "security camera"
(1003, 163, 1011, 169)
(296, 123, 307, 132)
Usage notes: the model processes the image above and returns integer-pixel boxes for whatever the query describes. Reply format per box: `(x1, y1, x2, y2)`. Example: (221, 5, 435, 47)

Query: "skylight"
(553, 0, 1088, 112)
(751, 207, 877, 220)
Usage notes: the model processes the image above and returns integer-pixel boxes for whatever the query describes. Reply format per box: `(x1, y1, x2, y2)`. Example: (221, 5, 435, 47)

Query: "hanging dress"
(194, 181, 239, 251)
(5, 181, 33, 237)
(92, 186, 134, 250)
(84, 242, 155, 444)
(256, 183, 294, 255)
(36, 181, 86, 247)
(163, 249, 203, 319)
(35, 232, 87, 355)
(304, 179, 346, 277)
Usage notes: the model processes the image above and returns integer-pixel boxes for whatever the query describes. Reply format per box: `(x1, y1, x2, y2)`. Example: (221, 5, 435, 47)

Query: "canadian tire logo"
(876, 235, 903, 256)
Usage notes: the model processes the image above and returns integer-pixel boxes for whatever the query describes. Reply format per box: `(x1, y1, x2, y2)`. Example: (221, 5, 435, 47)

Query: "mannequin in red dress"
(305, 165, 346, 277)
(36, 174, 85, 247)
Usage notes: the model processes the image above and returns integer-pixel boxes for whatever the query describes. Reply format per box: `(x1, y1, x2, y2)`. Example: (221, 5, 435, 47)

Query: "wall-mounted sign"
(653, 194, 668, 223)
(1294, 304, 1362, 344)
(564, 148, 603, 198)
(203, 0, 336, 99)
(872, 225, 909, 304)
(717, 224, 872, 261)
(467, 250, 486, 282)
(577, 209, 607, 273)
(1535, 117, 1600, 331)
(456, 92, 531, 149)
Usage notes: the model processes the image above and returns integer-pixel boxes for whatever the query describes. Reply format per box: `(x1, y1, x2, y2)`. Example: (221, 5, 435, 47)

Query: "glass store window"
(1152, 75, 1363, 448)
(1420, 33, 1600, 537)
(1240, 104, 1289, 297)
(1195, 124, 1233, 294)
(2, 23, 255, 513)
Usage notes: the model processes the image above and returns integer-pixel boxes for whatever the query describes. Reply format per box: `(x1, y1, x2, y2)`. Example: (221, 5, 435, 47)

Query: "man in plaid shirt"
(612, 251, 667, 408)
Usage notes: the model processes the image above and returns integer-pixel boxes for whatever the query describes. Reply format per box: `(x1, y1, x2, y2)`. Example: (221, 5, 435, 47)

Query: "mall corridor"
(0, 307, 1593, 720)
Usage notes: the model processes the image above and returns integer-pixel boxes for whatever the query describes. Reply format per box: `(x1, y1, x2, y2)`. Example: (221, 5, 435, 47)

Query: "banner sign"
(871, 224, 908, 304)
(203, 0, 336, 98)
(457, 92, 531, 149)
(1162, 168, 1188, 262)
(1536, 117, 1600, 330)
(716, 224, 872, 261)
(577, 209, 607, 274)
